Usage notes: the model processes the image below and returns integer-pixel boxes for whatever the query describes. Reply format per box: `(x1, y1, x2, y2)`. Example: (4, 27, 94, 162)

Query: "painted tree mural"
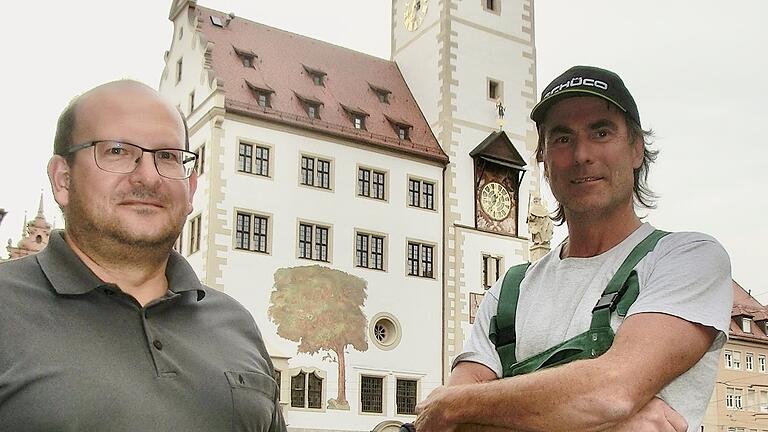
(268, 265, 368, 409)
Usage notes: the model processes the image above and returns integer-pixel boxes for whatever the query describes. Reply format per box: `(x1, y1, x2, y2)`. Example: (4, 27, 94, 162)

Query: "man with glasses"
(0, 80, 286, 431)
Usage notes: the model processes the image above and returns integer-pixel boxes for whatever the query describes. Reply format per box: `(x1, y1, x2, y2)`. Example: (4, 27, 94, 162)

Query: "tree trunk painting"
(268, 265, 368, 410)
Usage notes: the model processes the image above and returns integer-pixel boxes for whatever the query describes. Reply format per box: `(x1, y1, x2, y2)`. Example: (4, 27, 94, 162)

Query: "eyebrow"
(548, 125, 574, 136)
(588, 119, 619, 130)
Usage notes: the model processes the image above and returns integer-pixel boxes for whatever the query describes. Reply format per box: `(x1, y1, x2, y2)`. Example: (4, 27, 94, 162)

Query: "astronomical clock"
(470, 131, 526, 236)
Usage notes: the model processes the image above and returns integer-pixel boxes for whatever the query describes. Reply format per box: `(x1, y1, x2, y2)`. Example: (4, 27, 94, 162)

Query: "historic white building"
(160, 1, 539, 431)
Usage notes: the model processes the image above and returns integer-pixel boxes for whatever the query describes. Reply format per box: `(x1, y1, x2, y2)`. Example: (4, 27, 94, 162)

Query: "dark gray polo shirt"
(0, 231, 286, 432)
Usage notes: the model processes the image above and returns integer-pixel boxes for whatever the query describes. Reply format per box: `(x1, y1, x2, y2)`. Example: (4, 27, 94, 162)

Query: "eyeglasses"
(67, 140, 198, 180)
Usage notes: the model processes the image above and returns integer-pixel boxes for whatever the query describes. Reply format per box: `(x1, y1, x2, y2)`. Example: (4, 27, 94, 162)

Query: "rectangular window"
(408, 242, 434, 278)
(489, 80, 499, 100)
(469, 292, 484, 324)
(760, 355, 767, 373)
(372, 171, 385, 200)
(235, 212, 269, 253)
(358, 169, 370, 197)
(176, 58, 183, 83)
(747, 353, 754, 371)
(254, 146, 269, 176)
(242, 55, 254, 68)
(235, 212, 251, 250)
(173, 230, 184, 254)
(398, 126, 409, 140)
(748, 389, 757, 412)
(396, 379, 418, 415)
(408, 179, 420, 207)
(306, 103, 320, 119)
(356, 232, 385, 271)
(353, 115, 365, 130)
(482, 255, 502, 289)
(239, 143, 253, 173)
(734, 351, 742, 370)
(358, 168, 386, 200)
(408, 178, 436, 210)
(189, 91, 195, 113)
(360, 376, 383, 413)
(299, 223, 330, 262)
(725, 350, 733, 369)
(189, 215, 201, 254)
(743, 317, 753, 333)
(256, 91, 270, 108)
(300, 155, 332, 189)
(194, 144, 205, 176)
(311, 73, 324, 86)
(290, 371, 322, 409)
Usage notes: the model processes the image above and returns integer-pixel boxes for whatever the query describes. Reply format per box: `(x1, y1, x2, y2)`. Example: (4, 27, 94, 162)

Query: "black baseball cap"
(530, 65, 641, 127)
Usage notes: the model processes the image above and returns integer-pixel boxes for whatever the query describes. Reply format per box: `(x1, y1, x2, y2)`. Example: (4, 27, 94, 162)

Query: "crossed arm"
(414, 312, 716, 432)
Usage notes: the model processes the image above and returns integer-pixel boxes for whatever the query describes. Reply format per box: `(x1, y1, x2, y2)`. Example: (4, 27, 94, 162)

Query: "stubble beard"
(64, 181, 184, 267)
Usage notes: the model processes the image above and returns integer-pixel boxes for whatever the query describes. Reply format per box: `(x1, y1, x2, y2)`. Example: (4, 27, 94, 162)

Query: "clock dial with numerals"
(480, 182, 512, 220)
(403, 0, 429, 31)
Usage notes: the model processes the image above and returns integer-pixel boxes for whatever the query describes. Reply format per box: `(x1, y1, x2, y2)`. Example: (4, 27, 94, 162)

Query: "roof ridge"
(195, 4, 393, 64)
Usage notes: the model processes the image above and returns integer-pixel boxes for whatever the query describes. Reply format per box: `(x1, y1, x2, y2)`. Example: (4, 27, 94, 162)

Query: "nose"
(572, 135, 593, 166)
(128, 152, 162, 185)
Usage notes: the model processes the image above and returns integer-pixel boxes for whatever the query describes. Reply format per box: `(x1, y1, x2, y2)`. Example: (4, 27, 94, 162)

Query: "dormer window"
(246, 80, 274, 108)
(385, 115, 412, 140)
(303, 65, 327, 87)
(295, 92, 323, 120)
(369, 83, 392, 104)
(341, 104, 369, 130)
(743, 317, 753, 333)
(234, 47, 257, 68)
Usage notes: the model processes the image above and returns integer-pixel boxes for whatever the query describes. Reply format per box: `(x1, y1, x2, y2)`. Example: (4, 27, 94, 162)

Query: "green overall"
(489, 230, 670, 378)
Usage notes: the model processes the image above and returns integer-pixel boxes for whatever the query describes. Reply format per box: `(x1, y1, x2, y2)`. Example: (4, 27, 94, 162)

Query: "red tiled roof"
(194, 5, 447, 164)
(729, 280, 768, 343)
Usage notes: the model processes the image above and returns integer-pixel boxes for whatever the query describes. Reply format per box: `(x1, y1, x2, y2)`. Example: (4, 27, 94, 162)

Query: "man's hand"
(606, 397, 687, 432)
(414, 385, 457, 432)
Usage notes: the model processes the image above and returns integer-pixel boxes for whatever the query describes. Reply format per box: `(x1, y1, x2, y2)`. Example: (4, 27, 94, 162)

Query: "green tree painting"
(268, 265, 368, 409)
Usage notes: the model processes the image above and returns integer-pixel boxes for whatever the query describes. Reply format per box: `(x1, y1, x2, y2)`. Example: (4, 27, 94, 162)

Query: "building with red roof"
(702, 281, 768, 431)
(160, 1, 538, 430)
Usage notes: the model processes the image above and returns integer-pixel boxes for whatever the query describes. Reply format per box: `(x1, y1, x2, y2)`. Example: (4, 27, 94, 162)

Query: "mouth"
(570, 176, 603, 185)
(120, 201, 165, 208)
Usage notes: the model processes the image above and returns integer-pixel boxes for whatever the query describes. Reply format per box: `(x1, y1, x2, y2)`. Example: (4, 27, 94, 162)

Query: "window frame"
(233, 209, 272, 255)
(406, 240, 437, 279)
(355, 230, 387, 271)
(482, 0, 501, 15)
(487, 77, 503, 102)
(407, 176, 437, 211)
(297, 220, 332, 263)
(395, 377, 419, 416)
(237, 140, 272, 179)
(176, 58, 183, 84)
(357, 166, 388, 201)
(289, 369, 325, 411)
(194, 143, 205, 176)
(359, 374, 385, 415)
(188, 214, 201, 255)
(299, 153, 334, 190)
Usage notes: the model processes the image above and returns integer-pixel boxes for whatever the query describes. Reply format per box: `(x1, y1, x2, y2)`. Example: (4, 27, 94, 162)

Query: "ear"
(47, 156, 71, 208)
(631, 135, 644, 170)
(186, 171, 198, 215)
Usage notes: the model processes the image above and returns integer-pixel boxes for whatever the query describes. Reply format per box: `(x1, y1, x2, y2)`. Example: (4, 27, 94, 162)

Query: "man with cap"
(412, 66, 732, 431)
(0, 80, 286, 431)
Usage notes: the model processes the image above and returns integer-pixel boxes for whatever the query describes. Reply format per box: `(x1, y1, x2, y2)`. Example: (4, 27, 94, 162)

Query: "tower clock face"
(403, 0, 429, 31)
(480, 182, 512, 220)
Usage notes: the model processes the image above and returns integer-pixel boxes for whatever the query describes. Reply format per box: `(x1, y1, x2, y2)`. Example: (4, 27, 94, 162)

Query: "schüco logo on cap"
(542, 77, 609, 99)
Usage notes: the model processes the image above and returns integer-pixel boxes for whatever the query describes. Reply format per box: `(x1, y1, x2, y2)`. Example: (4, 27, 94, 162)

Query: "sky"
(0, 1, 765, 299)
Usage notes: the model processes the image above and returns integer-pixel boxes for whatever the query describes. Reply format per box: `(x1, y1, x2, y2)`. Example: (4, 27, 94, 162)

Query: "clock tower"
(391, 0, 541, 379)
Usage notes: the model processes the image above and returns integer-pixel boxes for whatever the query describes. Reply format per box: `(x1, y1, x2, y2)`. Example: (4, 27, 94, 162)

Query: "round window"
(370, 313, 401, 351)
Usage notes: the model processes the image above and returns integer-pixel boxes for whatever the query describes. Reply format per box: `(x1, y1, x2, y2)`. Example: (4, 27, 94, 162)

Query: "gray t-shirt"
(0, 231, 286, 432)
(455, 223, 733, 432)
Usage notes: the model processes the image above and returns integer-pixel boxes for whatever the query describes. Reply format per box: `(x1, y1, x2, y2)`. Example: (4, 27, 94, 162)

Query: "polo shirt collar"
(38, 230, 206, 301)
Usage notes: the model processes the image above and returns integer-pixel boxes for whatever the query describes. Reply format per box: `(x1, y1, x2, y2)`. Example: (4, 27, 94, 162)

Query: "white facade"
(159, 0, 538, 430)
(392, 0, 540, 376)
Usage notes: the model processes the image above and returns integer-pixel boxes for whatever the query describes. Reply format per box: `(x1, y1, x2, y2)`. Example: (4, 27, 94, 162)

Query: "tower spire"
(36, 190, 44, 219)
